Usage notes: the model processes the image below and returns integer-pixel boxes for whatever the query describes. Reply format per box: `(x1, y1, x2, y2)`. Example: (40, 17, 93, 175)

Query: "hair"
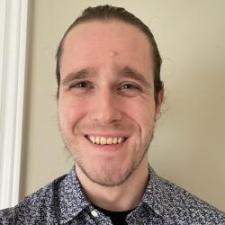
(56, 5, 163, 103)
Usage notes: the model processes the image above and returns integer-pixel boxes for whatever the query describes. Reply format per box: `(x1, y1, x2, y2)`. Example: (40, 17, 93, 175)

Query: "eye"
(119, 82, 142, 91)
(70, 80, 93, 89)
(118, 82, 142, 96)
(120, 83, 139, 90)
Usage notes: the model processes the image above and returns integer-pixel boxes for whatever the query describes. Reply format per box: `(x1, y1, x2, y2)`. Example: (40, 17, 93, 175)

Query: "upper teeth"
(88, 136, 125, 145)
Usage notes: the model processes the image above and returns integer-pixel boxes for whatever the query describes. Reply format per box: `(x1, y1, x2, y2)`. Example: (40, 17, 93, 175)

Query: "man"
(0, 5, 225, 225)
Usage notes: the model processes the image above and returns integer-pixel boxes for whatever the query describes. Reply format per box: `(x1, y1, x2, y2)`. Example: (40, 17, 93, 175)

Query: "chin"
(76, 158, 139, 187)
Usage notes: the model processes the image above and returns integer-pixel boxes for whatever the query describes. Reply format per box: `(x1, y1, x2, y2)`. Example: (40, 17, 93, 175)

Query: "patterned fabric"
(0, 166, 225, 224)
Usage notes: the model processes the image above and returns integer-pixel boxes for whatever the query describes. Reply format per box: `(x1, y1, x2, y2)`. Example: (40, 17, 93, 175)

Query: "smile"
(86, 135, 127, 145)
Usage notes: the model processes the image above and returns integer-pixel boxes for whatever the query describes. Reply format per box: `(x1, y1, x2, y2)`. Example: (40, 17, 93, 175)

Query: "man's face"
(58, 20, 162, 186)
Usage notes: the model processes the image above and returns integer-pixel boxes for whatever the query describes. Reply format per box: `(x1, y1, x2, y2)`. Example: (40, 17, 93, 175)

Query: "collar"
(142, 167, 171, 217)
(57, 167, 90, 224)
(57, 166, 168, 223)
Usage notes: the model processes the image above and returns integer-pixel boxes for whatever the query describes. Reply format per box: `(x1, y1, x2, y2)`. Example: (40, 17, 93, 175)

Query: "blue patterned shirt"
(0, 167, 225, 224)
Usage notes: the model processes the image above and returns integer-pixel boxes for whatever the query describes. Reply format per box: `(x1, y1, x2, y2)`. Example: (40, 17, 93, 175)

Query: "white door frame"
(0, 0, 28, 209)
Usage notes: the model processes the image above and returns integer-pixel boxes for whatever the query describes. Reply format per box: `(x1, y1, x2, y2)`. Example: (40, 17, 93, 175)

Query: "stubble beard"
(76, 144, 150, 187)
(62, 129, 154, 188)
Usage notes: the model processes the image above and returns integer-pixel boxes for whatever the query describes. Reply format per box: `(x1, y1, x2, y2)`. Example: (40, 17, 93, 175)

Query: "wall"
(21, 0, 225, 211)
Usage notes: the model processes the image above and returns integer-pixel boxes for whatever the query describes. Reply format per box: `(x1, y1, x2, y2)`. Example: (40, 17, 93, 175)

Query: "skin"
(58, 20, 163, 211)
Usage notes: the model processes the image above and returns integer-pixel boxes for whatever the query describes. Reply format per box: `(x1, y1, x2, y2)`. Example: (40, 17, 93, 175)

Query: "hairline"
(58, 18, 155, 70)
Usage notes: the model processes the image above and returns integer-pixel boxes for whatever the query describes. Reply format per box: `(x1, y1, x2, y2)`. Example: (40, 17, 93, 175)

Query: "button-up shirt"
(1, 167, 225, 224)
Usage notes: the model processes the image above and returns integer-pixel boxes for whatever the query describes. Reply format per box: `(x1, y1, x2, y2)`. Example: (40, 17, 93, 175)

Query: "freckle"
(109, 51, 118, 57)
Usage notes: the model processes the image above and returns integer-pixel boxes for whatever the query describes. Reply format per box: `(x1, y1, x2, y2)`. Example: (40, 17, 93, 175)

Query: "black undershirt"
(93, 205, 133, 225)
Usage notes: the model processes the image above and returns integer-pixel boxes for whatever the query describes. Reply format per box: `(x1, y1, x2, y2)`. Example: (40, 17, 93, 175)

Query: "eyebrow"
(61, 66, 152, 88)
(118, 66, 152, 88)
(61, 68, 95, 86)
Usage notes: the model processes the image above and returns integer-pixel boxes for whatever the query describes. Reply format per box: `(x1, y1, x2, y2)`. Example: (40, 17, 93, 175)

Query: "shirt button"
(91, 210, 99, 217)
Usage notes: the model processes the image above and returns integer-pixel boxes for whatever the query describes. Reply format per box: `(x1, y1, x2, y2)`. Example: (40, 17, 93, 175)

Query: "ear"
(155, 88, 164, 120)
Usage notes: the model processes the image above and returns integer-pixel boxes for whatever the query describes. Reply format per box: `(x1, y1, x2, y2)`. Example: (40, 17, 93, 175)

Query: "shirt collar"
(142, 167, 167, 217)
(57, 167, 90, 224)
(58, 166, 167, 223)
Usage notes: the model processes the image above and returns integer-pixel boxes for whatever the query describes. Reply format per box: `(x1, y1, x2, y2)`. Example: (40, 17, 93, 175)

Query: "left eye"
(117, 82, 142, 97)
(119, 83, 140, 90)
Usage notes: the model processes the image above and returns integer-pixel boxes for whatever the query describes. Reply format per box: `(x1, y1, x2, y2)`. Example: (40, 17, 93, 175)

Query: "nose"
(89, 89, 122, 124)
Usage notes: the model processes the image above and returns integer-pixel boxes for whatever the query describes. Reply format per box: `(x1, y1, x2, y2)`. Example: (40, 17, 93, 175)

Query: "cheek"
(124, 99, 157, 128)
(58, 96, 87, 130)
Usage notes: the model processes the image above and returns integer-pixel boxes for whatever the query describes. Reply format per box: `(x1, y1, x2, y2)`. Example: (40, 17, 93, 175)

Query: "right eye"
(70, 81, 93, 89)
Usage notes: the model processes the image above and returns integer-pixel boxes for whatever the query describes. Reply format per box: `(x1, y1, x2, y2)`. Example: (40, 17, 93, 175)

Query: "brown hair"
(56, 5, 163, 102)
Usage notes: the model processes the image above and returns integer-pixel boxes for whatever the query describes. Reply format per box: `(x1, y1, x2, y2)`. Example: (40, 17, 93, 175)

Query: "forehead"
(60, 20, 154, 78)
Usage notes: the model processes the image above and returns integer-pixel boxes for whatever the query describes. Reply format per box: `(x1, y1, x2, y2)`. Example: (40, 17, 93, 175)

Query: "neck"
(76, 158, 149, 212)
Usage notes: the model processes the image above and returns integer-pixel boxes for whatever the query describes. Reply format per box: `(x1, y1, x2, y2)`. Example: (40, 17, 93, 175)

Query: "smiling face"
(58, 20, 163, 187)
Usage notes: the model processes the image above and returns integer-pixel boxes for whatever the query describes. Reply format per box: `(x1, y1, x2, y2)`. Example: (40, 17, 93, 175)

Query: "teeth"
(89, 136, 95, 143)
(113, 137, 118, 144)
(118, 137, 123, 144)
(106, 137, 113, 144)
(96, 136, 100, 144)
(88, 136, 125, 145)
(100, 137, 106, 145)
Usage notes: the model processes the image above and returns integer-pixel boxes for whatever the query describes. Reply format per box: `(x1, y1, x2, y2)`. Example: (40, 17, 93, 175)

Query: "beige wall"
(21, 0, 225, 211)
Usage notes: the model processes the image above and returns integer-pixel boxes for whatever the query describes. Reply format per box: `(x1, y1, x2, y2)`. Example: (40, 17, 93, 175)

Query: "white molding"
(0, 0, 28, 209)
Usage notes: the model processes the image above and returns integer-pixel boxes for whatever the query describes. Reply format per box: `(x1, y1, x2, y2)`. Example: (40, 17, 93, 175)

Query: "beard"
(61, 125, 155, 187)
(75, 144, 150, 187)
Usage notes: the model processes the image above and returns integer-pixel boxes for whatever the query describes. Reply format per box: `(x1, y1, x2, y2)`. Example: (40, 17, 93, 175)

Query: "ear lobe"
(155, 88, 164, 120)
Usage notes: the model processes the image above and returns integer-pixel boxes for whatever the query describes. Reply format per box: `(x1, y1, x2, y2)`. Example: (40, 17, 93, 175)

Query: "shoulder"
(156, 175, 225, 224)
(0, 174, 67, 225)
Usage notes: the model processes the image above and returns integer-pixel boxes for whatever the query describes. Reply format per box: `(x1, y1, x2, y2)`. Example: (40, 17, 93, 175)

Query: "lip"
(85, 132, 129, 137)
